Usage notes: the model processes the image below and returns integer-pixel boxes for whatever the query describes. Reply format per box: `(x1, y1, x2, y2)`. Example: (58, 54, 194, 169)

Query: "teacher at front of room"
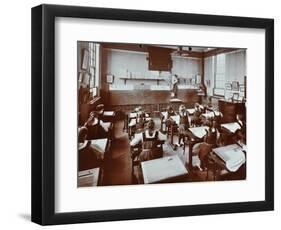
(171, 74, 179, 98)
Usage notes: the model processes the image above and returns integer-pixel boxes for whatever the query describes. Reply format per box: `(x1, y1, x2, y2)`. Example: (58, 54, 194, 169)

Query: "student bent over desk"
(130, 119, 167, 162)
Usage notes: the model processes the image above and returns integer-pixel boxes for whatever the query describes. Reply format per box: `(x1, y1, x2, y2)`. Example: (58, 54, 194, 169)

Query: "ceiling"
(155, 45, 215, 52)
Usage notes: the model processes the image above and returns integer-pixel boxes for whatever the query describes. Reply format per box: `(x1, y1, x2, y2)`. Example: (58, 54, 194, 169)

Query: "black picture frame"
(31, 4, 274, 225)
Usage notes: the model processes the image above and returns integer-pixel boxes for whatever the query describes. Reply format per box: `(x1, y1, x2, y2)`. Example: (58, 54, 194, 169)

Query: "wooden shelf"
(119, 77, 165, 85)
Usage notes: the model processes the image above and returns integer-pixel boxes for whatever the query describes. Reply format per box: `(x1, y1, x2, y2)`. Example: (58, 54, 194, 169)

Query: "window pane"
(215, 54, 225, 90)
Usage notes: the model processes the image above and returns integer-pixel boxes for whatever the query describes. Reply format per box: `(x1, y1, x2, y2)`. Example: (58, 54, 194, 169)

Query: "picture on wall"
(106, 74, 114, 84)
(77, 41, 247, 187)
(232, 81, 239, 91)
(225, 83, 232, 90)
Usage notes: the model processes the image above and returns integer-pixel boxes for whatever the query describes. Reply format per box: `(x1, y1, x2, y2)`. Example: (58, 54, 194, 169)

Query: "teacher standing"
(171, 74, 179, 98)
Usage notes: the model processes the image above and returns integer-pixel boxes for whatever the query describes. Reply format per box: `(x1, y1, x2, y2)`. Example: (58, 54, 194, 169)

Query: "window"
(214, 53, 225, 96)
(88, 42, 96, 88)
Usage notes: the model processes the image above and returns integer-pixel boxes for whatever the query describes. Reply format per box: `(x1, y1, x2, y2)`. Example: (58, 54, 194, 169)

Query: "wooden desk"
(101, 111, 116, 122)
(188, 126, 209, 139)
(78, 168, 100, 187)
(201, 111, 222, 120)
(221, 122, 241, 133)
(220, 122, 241, 144)
(141, 155, 188, 184)
(219, 100, 245, 123)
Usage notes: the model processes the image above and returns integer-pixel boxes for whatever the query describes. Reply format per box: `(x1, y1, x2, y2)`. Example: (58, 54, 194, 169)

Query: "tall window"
(88, 42, 96, 88)
(214, 53, 225, 90)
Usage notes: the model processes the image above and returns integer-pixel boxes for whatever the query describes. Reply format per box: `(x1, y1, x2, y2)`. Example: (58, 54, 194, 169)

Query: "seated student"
(129, 111, 147, 138)
(84, 112, 111, 140)
(95, 104, 105, 118)
(192, 103, 203, 127)
(192, 120, 220, 170)
(78, 126, 103, 171)
(165, 105, 177, 131)
(178, 104, 190, 146)
(130, 119, 167, 162)
(234, 114, 246, 144)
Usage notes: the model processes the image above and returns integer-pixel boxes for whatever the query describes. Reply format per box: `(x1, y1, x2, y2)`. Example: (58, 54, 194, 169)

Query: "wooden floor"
(101, 119, 246, 186)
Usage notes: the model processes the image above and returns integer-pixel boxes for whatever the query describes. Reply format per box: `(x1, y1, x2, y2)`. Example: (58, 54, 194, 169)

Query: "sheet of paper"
(129, 112, 137, 118)
(221, 122, 241, 133)
(161, 112, 168, 120)
(141, 155, 188, 184)
(214, 145, 246, 172)
(103, 111, 115, 116)
(189, 126, 208, 139)
(91, 139, 107, 153)
(78, 168, 100, 187)
(186, 108, 195, 114)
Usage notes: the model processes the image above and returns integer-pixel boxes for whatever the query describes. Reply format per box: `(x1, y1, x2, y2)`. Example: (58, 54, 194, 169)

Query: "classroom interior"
(77, 42, 247, 187)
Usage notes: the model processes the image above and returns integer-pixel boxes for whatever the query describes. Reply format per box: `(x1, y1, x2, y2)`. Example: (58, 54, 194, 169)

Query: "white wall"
(0, 0, 279, 230)
(204, 50, 246, 98)
(106, 49, 202, 88)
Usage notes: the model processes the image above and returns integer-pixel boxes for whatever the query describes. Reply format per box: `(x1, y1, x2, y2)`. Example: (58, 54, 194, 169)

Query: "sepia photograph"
(77, 42, 247, 187)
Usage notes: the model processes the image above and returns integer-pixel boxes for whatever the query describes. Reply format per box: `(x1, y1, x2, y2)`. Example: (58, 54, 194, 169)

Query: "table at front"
(141, 155, 188, 184)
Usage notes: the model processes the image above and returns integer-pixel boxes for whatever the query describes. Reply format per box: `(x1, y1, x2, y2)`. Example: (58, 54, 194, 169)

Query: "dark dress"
(198, 128, 217, 169)
(179, 112, 190, 131)
(139, 131, 162, 162)
(79, 142, 100, 171)
(86, 119, 109, 140)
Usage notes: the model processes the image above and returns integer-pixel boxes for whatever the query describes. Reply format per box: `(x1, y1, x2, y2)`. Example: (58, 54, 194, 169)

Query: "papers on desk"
(221, 122, 241, 133)
(171, 115, 180, 125)
(214, 111, 222, 116)
(129, 112, 137, 118)
(201, 113, 214, 119)
(161, 111, 168, 120)
(213, 144, 246, 172)
(103, 111, 115, 116)
(219, 149, 245, 172)
(128, 119, 137, 127)
(201, 111, 222, 119)
(186, 108, 195, 115)
(100, 121, 111, 132)
(78, 168, 100, 187)
(129, 112, 150, 118)
(141, 155, 188, 184)
(91, 139, 108, 157)
(188, 126, 208, 139)
(129, 117, 150, 127)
